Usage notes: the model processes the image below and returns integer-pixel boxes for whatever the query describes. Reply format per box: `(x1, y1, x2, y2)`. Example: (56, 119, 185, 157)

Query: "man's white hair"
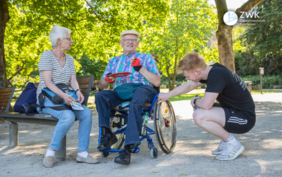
(49, 25, 71, 48)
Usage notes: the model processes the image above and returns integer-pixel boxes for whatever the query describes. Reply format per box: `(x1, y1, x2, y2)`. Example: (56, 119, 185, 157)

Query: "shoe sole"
(216, 146, 245, 161)
(77, 161, 99, 164)
(212, 151, 222, 155)
(114, 160, 130, 165)
(97, 138, 118, 151)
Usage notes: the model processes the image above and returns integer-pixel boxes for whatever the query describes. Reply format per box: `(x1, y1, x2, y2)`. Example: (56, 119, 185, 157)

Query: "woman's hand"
(157, 93, 171, 104)
(76, 90, 84, 104)
(63, 94, 76, 105)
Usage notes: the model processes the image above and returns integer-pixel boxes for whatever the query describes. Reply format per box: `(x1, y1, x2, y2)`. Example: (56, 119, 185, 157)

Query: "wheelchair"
(97, 91, 177, 159)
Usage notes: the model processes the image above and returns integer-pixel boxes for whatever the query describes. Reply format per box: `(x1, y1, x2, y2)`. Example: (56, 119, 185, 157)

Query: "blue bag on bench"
(38, 84, 78, 111)
(14, 82, 38, 113)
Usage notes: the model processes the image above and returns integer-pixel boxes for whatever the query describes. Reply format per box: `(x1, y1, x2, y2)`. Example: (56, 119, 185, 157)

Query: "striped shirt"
(101, 51, 160, 89)
(36, 50, 76, 102)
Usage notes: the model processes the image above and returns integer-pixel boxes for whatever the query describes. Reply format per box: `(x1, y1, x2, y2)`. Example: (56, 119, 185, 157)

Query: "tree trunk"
(214, 0, 235, 72)
(171, 36, 178, 91)
(215, 0, 265, 72)
(0, 0, 9, 88)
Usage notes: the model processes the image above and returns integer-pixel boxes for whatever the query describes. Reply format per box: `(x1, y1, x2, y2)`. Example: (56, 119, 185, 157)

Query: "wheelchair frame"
(97, 93, 177, 159)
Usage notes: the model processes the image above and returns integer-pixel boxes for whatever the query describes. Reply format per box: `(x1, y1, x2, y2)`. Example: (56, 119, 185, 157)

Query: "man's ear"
(195, 69, 201, 75)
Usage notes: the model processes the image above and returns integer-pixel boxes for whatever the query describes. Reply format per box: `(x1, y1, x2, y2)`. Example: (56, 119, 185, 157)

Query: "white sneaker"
(216, 141, 244, 161)
(212, 141, 227, 155)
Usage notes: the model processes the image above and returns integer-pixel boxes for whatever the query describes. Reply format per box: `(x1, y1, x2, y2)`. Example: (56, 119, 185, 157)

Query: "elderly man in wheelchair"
(95, 30, 176, 165)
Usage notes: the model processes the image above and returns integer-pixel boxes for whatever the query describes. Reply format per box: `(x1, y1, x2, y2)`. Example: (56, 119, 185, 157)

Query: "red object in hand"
(105, 73, 115, 83)
(131, 57, 142, 71)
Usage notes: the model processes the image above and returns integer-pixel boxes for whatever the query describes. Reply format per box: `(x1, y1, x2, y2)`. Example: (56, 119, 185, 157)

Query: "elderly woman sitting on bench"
(36, 25, 98, 168)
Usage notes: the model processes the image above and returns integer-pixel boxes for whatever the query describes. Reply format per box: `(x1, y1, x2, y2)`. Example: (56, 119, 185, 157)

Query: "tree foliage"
(139, 0, 217, 90)
(235, 0, 282, 76)
(4, 0, 169, 88)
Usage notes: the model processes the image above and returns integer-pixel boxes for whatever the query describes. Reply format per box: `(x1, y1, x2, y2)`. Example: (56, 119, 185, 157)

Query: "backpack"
(14, 82, 38, 113)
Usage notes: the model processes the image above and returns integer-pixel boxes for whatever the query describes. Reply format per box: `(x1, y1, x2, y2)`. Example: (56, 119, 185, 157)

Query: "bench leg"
(9, 122, 18, 147)
(55, 135, 66, 161)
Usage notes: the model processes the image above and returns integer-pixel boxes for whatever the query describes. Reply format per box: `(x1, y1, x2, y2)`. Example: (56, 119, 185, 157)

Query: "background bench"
(0, 75, 94, 161)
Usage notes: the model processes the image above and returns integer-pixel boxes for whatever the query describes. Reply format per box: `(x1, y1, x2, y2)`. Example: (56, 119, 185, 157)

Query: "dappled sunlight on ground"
(0, 94, 282, 176)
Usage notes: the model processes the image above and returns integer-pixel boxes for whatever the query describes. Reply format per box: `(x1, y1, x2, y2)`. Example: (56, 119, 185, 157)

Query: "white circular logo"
(223, 11, 238, 26)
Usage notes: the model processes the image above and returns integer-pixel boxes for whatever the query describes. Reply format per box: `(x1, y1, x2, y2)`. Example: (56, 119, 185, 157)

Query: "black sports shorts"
(213, 103, 256, 134)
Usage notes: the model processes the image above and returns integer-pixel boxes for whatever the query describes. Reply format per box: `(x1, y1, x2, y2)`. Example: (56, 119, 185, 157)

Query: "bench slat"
(0, 92, 14, 96)
(0, 98, 10, 103)
(77, 77, 91, 84)
(0, 88, 14, 92)
(0, 95, 11, 99)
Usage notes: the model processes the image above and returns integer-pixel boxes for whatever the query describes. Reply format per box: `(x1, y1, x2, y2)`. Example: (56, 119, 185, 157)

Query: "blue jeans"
(37, 99, 92, 151)
(95, 86, 157, 146)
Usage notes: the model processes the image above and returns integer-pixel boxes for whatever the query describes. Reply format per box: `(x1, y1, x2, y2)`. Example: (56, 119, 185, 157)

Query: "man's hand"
(157, 93, 171, 104)
(131, 57, 142, 72)
(190, 96, 201, 110)
(105, 73, 116, 83)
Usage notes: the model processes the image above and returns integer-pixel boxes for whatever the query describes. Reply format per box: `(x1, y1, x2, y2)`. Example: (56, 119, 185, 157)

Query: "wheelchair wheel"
(153, 100, 177, 154)
(109, 115, 126, 149)
(102, 151, 109, 158)
(150, 148, 158, 159)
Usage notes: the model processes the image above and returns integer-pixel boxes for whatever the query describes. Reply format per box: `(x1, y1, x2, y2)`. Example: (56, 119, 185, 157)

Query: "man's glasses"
(122, 38, 138, 43)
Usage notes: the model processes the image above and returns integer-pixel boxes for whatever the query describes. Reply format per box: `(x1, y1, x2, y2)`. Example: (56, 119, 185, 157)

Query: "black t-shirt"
(199, 63, 255, 111)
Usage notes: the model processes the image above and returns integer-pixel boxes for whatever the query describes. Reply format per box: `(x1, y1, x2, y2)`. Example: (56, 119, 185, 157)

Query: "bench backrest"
(77, 75, 94, 106)
(0, 87, 15, 112)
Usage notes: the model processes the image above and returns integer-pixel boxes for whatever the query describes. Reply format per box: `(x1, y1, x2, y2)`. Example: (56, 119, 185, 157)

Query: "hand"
(63, 94, 76, 105)
(131, 57, 142, 72)
(105, 73, 116, 83)
(76, 90, 84, 104)
(190, 96, 200, 108)
(157, 93, 170, 104)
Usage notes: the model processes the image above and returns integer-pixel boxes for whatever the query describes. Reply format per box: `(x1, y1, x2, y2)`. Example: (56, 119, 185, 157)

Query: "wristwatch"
(193, 97, 200, 106)
(75, 89, 80, 93)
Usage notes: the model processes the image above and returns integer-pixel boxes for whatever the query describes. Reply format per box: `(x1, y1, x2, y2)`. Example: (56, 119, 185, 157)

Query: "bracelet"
(75, 89, 80, 93)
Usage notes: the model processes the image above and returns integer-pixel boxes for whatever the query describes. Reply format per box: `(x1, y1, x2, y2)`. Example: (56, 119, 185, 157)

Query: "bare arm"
(139, 67, 161, 87)
(191, 92, 218, 110)
(157, 81, 204, 104)
(98, 78, 109, 90)
(70, 74, 84, 103)
(70, 74, 79, 91)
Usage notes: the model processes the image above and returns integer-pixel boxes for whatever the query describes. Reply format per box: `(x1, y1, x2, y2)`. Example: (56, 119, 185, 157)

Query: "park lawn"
(168, 90, 282, 102)
(10, 89, 282, 107)
(168, 93, 205, 102)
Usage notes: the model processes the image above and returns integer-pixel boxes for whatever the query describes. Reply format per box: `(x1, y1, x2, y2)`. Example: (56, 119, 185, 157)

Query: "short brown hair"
(177, 52, 207, 73)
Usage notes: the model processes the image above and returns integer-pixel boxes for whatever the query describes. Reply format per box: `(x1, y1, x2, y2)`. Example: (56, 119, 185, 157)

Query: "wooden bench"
(0, 75, 94, 161)
(270, 85, 282, 92)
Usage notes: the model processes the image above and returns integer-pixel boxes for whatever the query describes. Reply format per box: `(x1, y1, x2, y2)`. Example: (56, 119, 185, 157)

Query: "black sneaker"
(114, 149, 131, 165)
(97, 134, 117, 151)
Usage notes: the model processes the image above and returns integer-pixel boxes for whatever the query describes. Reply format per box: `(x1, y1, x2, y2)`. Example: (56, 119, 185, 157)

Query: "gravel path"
(0, 93, 281, 177)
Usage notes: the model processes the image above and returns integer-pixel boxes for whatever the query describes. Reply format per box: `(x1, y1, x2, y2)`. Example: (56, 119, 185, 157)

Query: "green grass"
(9, 89, 282, 107)
(168, 93, 205, 102)
(251, 90, 282, 94)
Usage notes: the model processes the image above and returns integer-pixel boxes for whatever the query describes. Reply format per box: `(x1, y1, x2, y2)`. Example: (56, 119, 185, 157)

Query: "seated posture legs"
(96, 86, 157, 165)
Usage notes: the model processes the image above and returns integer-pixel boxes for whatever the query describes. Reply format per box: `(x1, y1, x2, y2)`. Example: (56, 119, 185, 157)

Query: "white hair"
(49, 25, 71, 48)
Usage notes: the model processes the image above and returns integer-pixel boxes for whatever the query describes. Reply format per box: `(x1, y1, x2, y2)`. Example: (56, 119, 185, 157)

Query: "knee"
(83, 107, 93, 122)
(95, 92, 103, 101)
(60, 111, 76, 124)
(193, 110, 206, 126)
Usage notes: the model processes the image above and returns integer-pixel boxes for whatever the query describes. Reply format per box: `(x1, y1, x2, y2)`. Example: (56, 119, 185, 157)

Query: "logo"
(223, 11, 264, 26)
(223, 11, 238, 26)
